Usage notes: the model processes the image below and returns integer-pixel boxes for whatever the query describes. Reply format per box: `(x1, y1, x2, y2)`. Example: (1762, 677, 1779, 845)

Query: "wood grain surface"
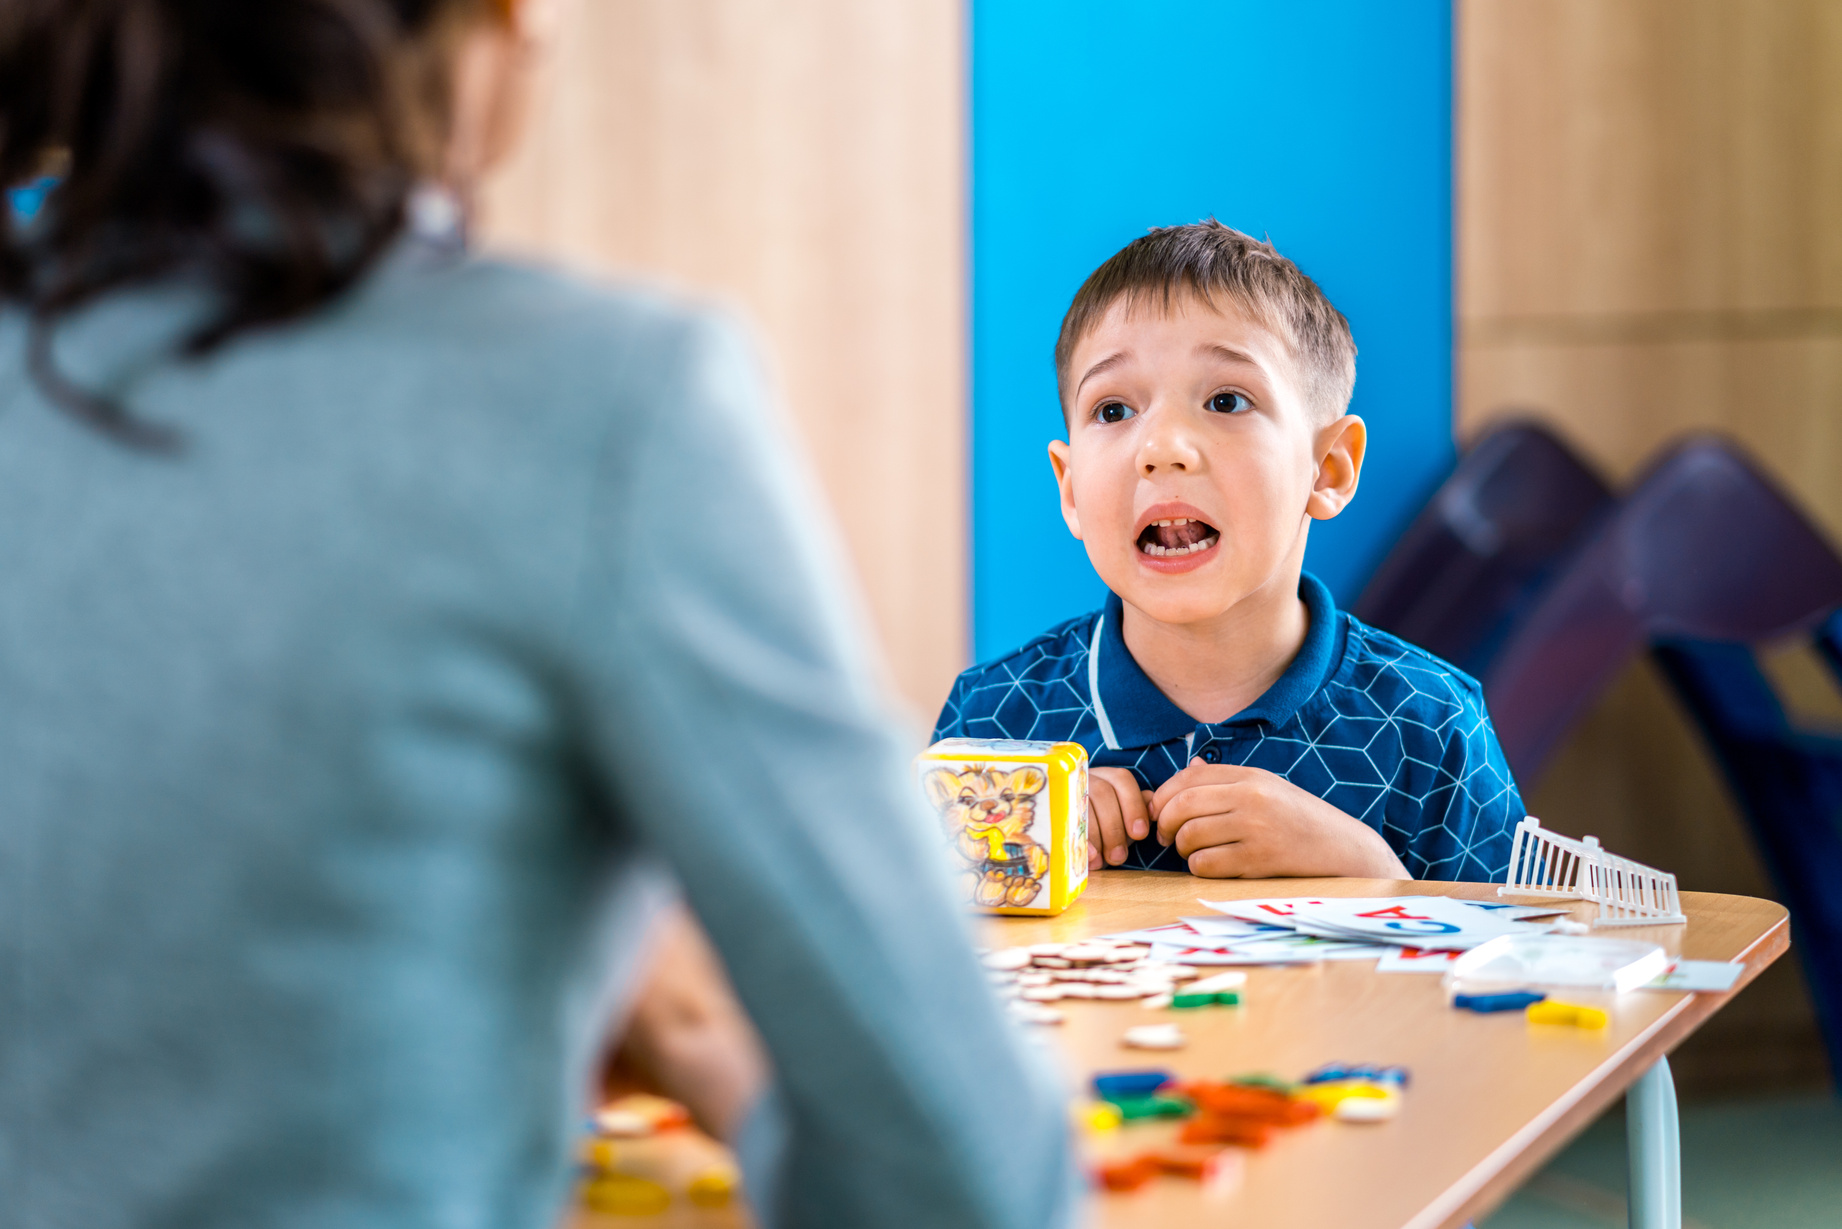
(479, 0, 967, 716)
(1455, 0, 1839, 1091)
(571, 872, 1788, 1229)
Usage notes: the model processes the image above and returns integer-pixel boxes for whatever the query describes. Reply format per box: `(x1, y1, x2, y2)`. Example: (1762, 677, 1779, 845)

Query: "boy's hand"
(1149, 759, 1409, 880)
(1088, 766, 1153, 868)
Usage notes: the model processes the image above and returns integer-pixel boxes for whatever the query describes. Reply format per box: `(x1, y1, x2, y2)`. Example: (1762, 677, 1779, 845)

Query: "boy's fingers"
(1184, 840, 1255, 879)
(1149, 758, 1255, 818)
(1172, 809, 1253, 859)
(1153, 783, 1244, 846)
(1088, 779, 1131, 866)
(1119, 780, 1153, 843)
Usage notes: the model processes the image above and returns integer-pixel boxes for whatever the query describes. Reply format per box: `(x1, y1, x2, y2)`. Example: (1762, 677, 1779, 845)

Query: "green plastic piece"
(1171, 990, 1242, 1009)
(1230, 1073, 1295, 1094)
(1102, 1094, 1194, 1121)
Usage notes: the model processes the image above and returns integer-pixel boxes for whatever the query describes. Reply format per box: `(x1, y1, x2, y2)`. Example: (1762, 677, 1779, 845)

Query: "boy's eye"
(1094, 401, 1135, 424)
(1208, 391, 1252, 414)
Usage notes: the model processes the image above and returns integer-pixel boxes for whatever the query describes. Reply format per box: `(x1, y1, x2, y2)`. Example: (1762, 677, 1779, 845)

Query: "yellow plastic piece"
(581, 1137, 621, 1172)
(1527, 1000, 1610, 1029)
(580, 1174, 671, 1215)
(1295, 1081, 1394, 1111)
(916, 738, 1090, 915)
(686, 1167, 738, 1208)
(1075, 1100, 1124, 1132)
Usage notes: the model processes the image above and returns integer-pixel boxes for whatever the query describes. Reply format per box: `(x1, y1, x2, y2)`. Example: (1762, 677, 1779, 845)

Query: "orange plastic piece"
(1180, 1081, 1320, 1124)
(1097, 1156, 1160, 1191)
(1099, 1148, 1239, 1192)
(1148, 1150, 1233, 1181)
(1177, 1116, 1272, 1148)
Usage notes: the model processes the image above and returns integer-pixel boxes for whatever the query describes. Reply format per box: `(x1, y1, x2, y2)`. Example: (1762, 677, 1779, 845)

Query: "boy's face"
(1048, 293, 1363, 629)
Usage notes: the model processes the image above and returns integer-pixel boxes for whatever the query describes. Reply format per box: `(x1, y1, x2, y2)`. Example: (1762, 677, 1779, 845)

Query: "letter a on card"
(1356, 905, 1433, 921)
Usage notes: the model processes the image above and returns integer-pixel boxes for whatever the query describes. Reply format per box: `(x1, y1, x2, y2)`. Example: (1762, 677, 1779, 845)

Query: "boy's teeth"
(1141, 532, 1220, 558)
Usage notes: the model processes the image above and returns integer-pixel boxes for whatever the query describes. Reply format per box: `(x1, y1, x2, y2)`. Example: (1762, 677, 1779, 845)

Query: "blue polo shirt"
(932, 574, 1524, 881)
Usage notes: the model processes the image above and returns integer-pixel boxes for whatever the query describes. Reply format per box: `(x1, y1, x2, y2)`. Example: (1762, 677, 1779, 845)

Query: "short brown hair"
(1054, 220, 1357, 421)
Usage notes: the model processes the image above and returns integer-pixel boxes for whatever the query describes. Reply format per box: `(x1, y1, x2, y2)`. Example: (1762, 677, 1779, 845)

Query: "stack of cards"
(1203, 896, 1568, 951)
(1079, 896, 1741, 990)
(1086, 897, 1569, 966)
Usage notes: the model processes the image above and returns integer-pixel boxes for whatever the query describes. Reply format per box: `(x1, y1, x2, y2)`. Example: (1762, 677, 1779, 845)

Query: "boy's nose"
(1137, 412, 1205, 474)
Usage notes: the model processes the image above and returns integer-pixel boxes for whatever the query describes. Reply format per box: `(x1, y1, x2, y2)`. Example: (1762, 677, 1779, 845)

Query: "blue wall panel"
(970, 0, 1453, 663)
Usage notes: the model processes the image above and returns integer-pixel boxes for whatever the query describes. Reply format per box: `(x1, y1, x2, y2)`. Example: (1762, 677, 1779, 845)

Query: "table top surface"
(575, 872, 1789, 1229)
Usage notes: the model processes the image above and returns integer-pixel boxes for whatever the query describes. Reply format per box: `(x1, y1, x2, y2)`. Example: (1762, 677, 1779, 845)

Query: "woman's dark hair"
(0, 0, 485, 447)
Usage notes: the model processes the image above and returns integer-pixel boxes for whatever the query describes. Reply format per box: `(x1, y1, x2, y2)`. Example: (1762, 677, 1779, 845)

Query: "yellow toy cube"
(916, 738, 1090, 915)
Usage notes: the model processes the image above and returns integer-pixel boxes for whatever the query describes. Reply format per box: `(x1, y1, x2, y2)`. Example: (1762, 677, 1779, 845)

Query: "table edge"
(1417, 908, 1793, 1229)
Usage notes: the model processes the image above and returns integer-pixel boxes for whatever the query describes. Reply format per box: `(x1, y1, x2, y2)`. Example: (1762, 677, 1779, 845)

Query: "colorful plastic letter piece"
(1092, 1069, 1174, 1099)
(1526, 1000, 1610, 1029)
(580, 1174, 672, 1216)
(1104, 1094, 1194, 1121)
(1455, 990, 1548, 1013)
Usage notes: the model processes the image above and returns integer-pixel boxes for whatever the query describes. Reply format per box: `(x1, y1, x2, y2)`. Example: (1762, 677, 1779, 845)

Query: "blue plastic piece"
(1454, 991, 1547, 1013)
(1301, 1064, 1352, 1085)
(1302, 1062, 1411, 1086)
(1092, 1069, 1173, 1099)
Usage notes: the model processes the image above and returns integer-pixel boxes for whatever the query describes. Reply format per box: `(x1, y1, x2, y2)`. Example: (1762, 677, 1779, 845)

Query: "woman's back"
(0, 245, 1071, 1228)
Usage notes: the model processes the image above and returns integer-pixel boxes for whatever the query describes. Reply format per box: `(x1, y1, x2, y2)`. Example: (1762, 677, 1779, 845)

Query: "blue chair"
(1652, 622, 1842, 1084)
(1355, 420, 1614, 677)
(1476, 436, 1842, 1084)
(1483, 436, 1842, 781)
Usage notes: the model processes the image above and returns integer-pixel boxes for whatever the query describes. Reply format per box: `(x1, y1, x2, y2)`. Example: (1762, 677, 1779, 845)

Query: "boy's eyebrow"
(1074, 351, 1130, 396)
(1199, 342, 1262, 368)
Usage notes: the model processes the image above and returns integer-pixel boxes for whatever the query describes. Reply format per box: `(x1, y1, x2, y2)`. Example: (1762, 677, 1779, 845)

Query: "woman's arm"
(568, 310, 1075, 1229)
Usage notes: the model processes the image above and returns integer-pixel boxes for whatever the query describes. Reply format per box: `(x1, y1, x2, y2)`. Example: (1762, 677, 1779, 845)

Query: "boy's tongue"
(1144, 518, 1216, 551)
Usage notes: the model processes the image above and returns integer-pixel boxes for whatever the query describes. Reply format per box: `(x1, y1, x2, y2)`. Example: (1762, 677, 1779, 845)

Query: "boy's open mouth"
(1136, 517, 1220, 558)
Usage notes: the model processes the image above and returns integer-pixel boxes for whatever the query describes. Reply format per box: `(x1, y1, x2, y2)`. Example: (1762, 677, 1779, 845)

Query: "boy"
(933, 222, 1523, 882)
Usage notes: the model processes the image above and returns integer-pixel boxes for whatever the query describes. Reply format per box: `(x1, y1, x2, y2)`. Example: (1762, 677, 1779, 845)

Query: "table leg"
(1625, 1055, 1680, 1229)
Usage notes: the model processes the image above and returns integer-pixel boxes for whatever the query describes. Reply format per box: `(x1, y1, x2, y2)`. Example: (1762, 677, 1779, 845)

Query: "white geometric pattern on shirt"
(935, 613, 1522, 882)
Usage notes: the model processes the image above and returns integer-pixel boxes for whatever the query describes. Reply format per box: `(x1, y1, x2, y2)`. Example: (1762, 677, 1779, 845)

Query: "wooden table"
(575, 872, 1787, 1229)
(996, 873, 1787, 1229)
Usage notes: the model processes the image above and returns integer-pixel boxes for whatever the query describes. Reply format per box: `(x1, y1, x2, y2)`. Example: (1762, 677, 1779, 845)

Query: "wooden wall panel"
(1460, 0, 1842, 1089)
(477, 0, 967, 719)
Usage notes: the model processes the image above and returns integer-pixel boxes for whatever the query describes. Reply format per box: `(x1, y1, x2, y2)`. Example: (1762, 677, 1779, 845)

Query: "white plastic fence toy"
(1499, 816, 1687, 927)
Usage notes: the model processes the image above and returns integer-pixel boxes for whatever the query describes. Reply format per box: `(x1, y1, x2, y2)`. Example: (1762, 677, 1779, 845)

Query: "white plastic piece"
(981, 948, 1032, 971)
(1499, 817, 1686, 927)
(1122, 1023, 1187, 1049)
(1333, 1094, 1400, 1123)
(1008, 1002, 1065, 1026)
(1185, 970, 1249, 995)
(1443, 933, 1671, 993)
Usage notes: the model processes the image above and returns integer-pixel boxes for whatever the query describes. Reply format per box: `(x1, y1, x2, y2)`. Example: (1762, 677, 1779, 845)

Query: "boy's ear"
(1046, 440, 1084, 540)
(1306, 414, 1366, 522)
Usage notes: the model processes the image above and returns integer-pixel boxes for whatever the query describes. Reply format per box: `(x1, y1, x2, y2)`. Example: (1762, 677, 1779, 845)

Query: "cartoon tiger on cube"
(921, 764, 1052, 908)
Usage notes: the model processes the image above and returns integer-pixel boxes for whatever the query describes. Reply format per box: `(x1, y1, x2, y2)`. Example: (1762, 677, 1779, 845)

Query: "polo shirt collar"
(1088, 572, 1343, 751)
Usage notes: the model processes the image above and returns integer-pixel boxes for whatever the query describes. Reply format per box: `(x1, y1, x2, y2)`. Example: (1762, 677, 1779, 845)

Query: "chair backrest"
(1354, 421, 1614, 677)
(1484, 436, 1842, 782)
(1651, 634, 1842, 1079)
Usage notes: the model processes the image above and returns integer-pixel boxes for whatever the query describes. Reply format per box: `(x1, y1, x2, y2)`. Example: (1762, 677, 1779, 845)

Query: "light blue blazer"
(0, 241, 1073, 1229)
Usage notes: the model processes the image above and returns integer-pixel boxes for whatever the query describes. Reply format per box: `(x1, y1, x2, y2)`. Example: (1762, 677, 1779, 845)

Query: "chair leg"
(1626, 1056, 1681, 1229)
